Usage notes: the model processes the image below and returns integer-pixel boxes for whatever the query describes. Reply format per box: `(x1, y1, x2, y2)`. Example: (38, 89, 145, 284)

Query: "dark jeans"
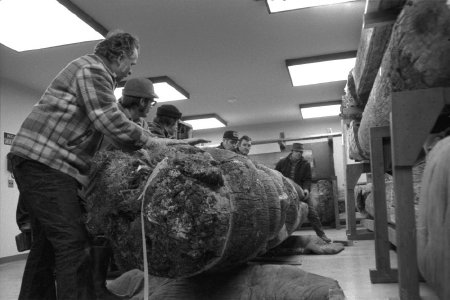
(11, 155, 95, 300)
(305, 198, 326, 237)
(16, 194, 31, 231)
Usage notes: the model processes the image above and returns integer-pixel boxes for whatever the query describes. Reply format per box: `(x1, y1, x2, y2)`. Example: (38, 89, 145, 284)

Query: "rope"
(139, 157, 168, 300)
(140, 194, 149, 300)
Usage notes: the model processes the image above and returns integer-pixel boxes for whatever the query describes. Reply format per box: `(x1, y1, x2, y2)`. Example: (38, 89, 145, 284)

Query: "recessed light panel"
(267, 0, 357, 13)
(153, 82, 188, 102)
(183, 114, 227, 130)
(300, 102, 341, 119)
(287, 57, 356, 86)
(0, 0, 103, 52)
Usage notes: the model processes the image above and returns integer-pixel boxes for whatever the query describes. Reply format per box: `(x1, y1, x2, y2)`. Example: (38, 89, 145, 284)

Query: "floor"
(0, 228, 440, 300)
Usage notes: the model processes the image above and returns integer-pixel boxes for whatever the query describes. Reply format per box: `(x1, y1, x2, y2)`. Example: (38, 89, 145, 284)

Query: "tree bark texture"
(358, 0, 450, 157)
(341, 70, 364, 125)
(310, 180, 337, 224)
(86, 145, 308, 278)
(347, 120, 369, 161)
(353, 25, 394, 106)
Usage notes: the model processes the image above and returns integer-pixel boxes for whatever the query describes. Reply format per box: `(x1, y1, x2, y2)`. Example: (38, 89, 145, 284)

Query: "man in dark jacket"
(147, 104, 208, 145)
(275, 143, 331, 243)
(147, 104, 181, 139)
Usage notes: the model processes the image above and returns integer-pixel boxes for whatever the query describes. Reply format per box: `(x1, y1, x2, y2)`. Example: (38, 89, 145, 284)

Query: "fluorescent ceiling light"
(0, 0, 103, 52)
(267, 0, 357, 13)
(152, 82, 187, 102)
(286, 51, 356, 86)
(182, 114, 227, 130)
(151, 76, 189, 102)
(115, 76, 190, 102)
(300, 101, 341, 119)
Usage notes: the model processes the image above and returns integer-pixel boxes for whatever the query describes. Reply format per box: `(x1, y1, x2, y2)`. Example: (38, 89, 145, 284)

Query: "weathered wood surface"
(358, 0, 450, 157)
(86, 144, 308, 278)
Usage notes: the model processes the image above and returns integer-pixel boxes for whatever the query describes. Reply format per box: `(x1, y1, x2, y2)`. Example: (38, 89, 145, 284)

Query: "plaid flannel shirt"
(11, 54, 149, 186)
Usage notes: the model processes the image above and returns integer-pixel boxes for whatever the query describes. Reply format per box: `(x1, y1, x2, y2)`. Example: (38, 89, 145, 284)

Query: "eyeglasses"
(144, 98, 157, 107)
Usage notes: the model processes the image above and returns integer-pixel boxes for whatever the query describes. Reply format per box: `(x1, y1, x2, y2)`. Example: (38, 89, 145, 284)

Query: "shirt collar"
(93, 54, 118, 84)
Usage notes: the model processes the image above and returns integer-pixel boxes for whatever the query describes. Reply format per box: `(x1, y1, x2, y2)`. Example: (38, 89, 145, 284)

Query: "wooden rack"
(344, 87, 450, 299)
(344, 162, 373, 240)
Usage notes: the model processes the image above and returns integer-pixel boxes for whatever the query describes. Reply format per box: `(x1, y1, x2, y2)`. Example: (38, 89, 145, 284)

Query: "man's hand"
(184, 138, 210, 146)
(144, 137, 186, 149)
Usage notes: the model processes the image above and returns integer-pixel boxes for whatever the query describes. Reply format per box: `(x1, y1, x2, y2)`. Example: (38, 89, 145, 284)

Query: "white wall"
(0, 78, 40, 258)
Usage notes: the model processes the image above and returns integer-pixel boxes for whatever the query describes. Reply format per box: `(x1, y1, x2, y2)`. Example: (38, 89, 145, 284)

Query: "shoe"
(91, 245, 125, 300)
(319, 234, 332, 243)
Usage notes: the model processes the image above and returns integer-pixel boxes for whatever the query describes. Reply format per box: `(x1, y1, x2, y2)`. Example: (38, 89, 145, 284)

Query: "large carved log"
(86, 145, 308, 278)
(358, 0, 450, 157)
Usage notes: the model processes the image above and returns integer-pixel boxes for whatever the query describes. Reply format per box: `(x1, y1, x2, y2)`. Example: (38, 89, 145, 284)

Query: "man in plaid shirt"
(9, 31, 199, 300)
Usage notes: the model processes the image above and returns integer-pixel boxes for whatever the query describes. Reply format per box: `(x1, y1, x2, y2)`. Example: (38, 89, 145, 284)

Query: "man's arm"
(77, 65, 149, 148)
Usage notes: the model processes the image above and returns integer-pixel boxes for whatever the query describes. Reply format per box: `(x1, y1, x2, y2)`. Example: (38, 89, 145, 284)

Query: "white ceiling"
(0, 0, 366, 128)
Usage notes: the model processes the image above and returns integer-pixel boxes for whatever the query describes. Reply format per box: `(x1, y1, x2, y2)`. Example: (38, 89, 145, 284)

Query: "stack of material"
(357, 0, 450, 157)
(86, 144, 308, 278)
(343, 0, 450, 160)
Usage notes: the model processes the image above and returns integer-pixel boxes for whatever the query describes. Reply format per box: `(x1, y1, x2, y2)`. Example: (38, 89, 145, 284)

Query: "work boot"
(91, 244, 125, 300)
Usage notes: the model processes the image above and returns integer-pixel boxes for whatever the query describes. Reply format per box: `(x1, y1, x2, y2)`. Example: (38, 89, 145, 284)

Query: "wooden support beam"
(251, 132, 342, 146)
(368, 126, 398, 283)
(389, 87, 450, 300)
(344, 162, 373, 240)
(363, 8, 401, 29)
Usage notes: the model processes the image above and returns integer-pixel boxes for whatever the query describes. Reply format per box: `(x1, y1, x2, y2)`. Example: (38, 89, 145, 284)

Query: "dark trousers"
(305, 197, 326, 237)
(16, 194, 31, 231)
(11, 156, 95, 300)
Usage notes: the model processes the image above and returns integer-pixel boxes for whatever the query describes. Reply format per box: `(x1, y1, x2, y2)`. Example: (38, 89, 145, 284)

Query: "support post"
(390, 87, 450, 300)
(332, 177, 341, 229)
(368, 126, 398, 283)
(345, 162, 373, 240)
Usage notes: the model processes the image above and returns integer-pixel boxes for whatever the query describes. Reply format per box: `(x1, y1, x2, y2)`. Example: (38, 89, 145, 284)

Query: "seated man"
(275, 143, 331, 243)
(217, 130, 239, 151)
